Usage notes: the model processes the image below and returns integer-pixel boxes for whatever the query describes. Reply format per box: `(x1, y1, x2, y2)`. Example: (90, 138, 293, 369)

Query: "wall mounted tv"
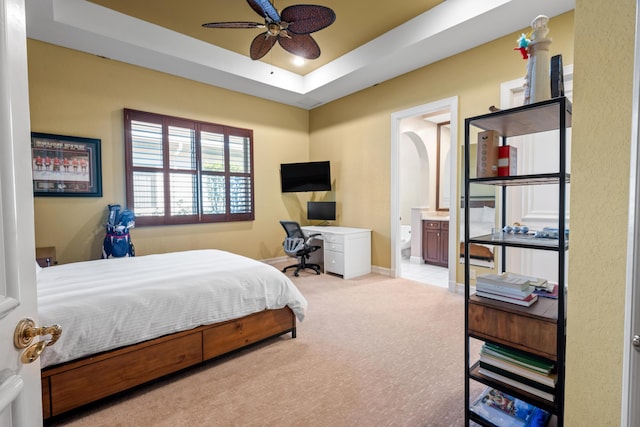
(307, 201, 336, 221)
(280, 161, 331, 193)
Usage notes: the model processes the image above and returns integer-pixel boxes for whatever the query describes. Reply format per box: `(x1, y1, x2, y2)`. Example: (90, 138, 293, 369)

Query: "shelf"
(469, 362, 559, 414)
(469, 234, 569, 251)
(470, 173, 570, 186)
(467, 97, 572, 137)
(470, 412, 559, 427)
(469, 410, 558, 427)
(468, 295, 559, 360)
(464, 96, 569, 426)
(469, 294, 559, 322)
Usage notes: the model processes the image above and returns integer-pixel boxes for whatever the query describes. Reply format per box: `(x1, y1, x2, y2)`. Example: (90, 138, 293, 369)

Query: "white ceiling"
(25, 0, 575, 110)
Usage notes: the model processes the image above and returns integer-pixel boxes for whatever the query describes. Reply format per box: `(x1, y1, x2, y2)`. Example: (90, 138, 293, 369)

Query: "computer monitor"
(307, 201, 336, 221)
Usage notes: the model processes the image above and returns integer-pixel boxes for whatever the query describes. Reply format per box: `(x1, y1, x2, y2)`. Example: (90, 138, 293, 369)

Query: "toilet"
(400, 225, 411, 258)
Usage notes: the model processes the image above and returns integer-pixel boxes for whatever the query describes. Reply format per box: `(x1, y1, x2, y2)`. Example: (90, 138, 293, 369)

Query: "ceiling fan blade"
(250, 32, 277, 60)
(247, 0, 280, 22)
(281, 5, 336, 34)
(278, 33, 321, 60)
(202, 21, 265, 29)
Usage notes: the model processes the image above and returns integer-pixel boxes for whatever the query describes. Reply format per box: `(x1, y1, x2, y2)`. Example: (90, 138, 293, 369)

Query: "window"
(124, 109, 254, 226)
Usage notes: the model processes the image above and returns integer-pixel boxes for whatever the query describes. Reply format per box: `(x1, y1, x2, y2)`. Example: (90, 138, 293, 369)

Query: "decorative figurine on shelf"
(503, 222, 530, 234)
(514, 33, 531, 60)
(517, 15, 552, 105)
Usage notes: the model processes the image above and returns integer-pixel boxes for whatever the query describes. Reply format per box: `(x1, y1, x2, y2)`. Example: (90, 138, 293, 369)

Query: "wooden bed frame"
(41, 307, 296, 419)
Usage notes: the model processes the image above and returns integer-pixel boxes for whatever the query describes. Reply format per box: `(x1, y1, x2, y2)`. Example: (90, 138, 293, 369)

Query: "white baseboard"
(262, 256, 288, 266)
(371, 265, 390, 276)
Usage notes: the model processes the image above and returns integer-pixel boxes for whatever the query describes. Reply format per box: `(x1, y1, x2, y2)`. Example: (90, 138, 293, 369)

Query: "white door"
(0, 0, 45, 425)
(622, 2, 640, 424)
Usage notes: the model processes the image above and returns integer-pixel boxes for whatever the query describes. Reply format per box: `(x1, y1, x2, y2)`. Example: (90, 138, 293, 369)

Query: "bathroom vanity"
(422, 219, 448, 267)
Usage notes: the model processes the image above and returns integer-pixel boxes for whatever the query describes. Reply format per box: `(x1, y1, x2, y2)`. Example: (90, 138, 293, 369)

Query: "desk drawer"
(326, 242, 344, 253)
(322, 233, 344, 244)
(325, 250, 344, 275)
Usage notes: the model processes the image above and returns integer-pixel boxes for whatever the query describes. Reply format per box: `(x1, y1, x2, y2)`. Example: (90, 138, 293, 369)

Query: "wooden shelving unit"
(463, 97, 571, 426)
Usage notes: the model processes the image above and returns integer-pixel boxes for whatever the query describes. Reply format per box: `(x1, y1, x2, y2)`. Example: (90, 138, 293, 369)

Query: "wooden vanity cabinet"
(422, 220, 448, 267)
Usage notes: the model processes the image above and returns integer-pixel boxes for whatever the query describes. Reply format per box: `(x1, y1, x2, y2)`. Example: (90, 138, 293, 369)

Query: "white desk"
(302, 226, 371, 279)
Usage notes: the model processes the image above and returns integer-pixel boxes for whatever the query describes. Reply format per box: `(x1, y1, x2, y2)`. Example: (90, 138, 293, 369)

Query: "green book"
(482, 343, 554, 374)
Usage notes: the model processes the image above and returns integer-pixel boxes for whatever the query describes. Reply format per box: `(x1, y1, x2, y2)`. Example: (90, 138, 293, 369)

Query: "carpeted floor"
(47, 270, 482, 427)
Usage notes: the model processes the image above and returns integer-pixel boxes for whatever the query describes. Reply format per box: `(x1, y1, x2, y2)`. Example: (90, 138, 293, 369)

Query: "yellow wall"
(28, 14, 575, 268)
(309, 12, 575, 269)
(565, 0, 635, 424)
(28, 40, 311, 264)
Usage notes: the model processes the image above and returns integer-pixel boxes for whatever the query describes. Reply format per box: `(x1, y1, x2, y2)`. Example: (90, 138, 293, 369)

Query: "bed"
(460, 203, 496, 267)
(36, 249, 307, 419)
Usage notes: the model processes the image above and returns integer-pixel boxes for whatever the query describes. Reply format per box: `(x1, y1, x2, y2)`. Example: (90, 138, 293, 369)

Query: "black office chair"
(280, 220, 322, 277)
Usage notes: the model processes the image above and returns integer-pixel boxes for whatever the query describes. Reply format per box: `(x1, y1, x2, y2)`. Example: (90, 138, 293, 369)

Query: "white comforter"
(36, 249, 308, 368)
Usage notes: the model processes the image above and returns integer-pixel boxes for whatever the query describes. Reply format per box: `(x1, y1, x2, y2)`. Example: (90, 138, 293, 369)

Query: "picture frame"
(31, 132, 103, 197)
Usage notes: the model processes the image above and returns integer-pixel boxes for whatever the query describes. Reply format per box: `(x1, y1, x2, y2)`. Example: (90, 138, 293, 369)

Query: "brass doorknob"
(21, 340, 48, 364)
(13, 318, 62, 364)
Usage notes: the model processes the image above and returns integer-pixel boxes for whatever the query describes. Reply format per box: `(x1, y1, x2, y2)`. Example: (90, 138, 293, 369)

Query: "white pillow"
(482, 206, 496, 223)
(35, 261, 42, 274)
(468, 208, 484, 222)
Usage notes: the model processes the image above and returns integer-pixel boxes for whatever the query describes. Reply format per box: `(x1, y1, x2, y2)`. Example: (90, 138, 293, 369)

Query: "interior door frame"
(621, 1, 640, 424)
(390, 96, 459, 292)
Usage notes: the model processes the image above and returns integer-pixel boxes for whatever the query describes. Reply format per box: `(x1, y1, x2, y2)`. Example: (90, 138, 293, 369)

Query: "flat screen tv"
(280, 161, 331, 193)
(307, 201, 336, 221)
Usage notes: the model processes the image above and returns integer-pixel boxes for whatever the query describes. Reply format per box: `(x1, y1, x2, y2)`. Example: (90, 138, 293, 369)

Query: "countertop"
(421, 213, 450, 221)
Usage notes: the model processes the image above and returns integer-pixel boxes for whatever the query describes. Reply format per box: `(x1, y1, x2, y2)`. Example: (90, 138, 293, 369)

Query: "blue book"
(470, 386, 551, 427)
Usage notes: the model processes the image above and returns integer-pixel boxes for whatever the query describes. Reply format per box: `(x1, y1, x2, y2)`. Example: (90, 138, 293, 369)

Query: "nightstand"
(36, 246, 57, 267)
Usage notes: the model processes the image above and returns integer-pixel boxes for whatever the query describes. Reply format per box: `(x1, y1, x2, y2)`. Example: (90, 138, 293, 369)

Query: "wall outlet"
(470, 269, 477, 279)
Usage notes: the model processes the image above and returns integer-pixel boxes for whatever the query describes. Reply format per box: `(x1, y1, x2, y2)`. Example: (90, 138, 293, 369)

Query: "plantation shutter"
(124, 109, 254, 225)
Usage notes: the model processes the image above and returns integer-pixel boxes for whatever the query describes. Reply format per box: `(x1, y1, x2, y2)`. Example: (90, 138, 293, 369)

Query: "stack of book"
(470, 386, 551, 426)
(475, 272, 548, 307)
(533, 282, 560, 300)
(478, 342, 556, 402)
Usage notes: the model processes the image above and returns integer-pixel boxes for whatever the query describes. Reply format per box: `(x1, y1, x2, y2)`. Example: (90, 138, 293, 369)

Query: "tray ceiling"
(25, 0, 575, 109)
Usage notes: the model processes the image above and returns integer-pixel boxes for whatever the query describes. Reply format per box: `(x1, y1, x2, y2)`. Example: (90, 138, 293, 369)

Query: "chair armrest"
(305, 232, 322, 245)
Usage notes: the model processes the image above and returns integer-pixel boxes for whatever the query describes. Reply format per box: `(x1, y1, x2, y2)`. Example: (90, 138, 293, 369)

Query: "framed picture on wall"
(31, 132, 103, 197)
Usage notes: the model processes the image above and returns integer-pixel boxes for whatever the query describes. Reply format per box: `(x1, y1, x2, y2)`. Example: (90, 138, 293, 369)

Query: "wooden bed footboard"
(41, 307, 296, 419)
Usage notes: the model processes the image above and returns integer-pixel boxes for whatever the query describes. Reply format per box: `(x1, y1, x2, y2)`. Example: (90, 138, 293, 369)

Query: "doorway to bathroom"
(390, 97, 459, 291)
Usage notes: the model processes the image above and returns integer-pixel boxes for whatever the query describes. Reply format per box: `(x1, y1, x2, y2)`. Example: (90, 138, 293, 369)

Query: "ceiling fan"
(202, 0, 336, 60)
